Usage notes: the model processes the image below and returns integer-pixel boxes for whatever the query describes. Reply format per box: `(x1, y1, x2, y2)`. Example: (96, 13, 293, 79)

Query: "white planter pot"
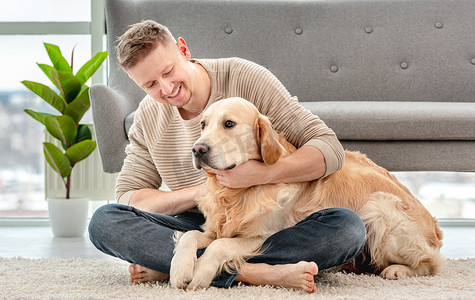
(48, 197, 89, 238)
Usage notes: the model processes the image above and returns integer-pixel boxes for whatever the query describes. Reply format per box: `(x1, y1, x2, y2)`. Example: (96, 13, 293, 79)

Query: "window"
(0, 0, 106, 218)
(0, 0, 90, 22)
(394, 172, 475, 219)
(0, 35, 92, 91)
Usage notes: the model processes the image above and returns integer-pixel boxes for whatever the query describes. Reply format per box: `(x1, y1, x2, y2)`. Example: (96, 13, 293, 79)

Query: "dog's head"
(192, 97, 286, 170)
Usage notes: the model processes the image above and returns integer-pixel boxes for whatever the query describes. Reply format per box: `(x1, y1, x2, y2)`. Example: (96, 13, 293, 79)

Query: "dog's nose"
(192, 143, 210, 157)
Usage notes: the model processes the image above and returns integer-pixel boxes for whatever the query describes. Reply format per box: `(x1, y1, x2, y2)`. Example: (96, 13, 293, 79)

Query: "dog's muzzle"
(192, 143, 236, 170)
(192, 143, 209, 169)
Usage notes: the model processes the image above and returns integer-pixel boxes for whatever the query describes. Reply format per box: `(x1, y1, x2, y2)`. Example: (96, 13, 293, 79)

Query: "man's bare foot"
(129, 263, 169, 284)
(236, 261, 318, 293)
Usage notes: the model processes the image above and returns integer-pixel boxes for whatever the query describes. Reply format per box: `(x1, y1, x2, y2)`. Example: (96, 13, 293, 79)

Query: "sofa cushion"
(124, 112, 135, 136)
(125, 101, 475, 142)
(302, 101, 475, 141)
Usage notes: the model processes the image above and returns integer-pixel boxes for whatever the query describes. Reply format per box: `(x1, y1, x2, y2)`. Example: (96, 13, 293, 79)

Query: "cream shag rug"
(1, 257, 474, 299)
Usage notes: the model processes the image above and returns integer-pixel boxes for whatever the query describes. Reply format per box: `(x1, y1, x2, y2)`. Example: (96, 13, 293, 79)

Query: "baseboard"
(437, 218, 475, 227)
(0, 218, 51, 227)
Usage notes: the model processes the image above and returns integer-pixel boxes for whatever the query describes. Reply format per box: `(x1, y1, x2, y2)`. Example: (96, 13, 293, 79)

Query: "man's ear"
(257, 115, 283, 165)
(176, 37, 191, 60)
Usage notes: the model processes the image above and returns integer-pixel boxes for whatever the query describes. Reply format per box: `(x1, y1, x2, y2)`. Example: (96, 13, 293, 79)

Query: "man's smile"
(165, 85, 181, 99)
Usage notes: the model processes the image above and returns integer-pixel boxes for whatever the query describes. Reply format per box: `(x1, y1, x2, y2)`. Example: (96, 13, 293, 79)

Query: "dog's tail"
(359, 192, 445, 276)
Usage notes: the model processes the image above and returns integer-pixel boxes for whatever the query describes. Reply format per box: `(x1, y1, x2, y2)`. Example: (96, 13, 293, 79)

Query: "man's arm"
(128, 182, 206, 215)
(212, 146, 325, 189)
(116, 106, 206, 215)
(117, 127, 206, 214)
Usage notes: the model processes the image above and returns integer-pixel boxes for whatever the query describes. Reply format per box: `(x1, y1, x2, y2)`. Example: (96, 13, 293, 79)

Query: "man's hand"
(210, 160, 270, 189)
(129, 181, 207, 215)
(209, 146, 327, 189)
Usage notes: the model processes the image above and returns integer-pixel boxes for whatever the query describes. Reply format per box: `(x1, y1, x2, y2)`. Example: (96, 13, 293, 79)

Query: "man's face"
(127, 40, 193, 108)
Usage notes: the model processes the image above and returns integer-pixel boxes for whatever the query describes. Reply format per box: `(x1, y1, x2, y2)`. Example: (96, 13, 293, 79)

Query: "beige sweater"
(116, 57, 344, 205)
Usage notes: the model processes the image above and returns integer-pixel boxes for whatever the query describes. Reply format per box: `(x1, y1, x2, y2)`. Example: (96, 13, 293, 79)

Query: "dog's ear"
(257, 115, 283, 165)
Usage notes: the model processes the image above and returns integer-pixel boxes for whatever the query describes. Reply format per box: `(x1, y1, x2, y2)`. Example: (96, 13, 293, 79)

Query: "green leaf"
(63, 124, 93, 149)
(75, 50, 108, 86)
(21, 80, 66, 113)
(44, 43, 72, 72)
(44, 115, 77, 146)
(49, 69, 82, 104)
(73, 124, 92, 144)
(71, 45, 76, 71)
(37, 63, 55, 86)
(64, 86, 90, 123)
(66, 140, 96, 166)
(43, 142, 71, 179)
(24, 109, 55, 126)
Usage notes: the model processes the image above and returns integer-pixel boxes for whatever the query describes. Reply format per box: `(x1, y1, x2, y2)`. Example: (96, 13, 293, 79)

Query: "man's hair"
(116, 20, 175, 70)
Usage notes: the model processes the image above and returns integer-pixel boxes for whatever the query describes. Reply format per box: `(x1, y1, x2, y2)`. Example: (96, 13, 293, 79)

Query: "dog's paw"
(381, 264, 413, 279)
(169, 253, 196, 289)
(187, 274, 214, 290)
(186, 259, 218, 290)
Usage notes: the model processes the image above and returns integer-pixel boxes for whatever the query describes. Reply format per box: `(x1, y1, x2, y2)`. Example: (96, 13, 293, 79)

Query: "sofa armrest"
(90, 84, 138, 173)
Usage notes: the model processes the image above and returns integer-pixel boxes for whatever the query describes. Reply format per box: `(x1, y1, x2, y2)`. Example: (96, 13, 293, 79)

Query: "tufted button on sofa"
(90, 0, 475, 173)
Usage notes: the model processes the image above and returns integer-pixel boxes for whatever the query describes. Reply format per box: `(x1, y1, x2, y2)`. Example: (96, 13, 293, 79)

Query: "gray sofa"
(91, 0, 475, 174)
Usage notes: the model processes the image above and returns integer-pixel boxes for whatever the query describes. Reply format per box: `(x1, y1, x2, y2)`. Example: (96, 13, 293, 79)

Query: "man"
(89, 20, 366, 293)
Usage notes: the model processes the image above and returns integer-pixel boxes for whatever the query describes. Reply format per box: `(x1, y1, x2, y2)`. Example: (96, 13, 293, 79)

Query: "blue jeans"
(89, 204, 366, 288)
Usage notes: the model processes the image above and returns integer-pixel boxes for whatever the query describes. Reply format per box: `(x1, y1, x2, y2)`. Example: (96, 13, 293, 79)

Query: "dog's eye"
(200, 121, 205, 129)
(224, 120, 235, 128)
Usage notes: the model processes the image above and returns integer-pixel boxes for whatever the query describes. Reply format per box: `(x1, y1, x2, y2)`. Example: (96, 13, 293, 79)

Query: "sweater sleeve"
(115, 109, 162, 204)
(228, 58, 344, 177)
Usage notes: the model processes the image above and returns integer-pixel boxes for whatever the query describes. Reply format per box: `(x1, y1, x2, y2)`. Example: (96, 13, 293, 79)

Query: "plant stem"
(66, 174, 71, 199)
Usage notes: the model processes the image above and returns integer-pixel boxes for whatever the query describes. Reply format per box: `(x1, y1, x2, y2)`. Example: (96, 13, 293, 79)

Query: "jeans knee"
(337, 208, 366, 253)
(88, 204, 122, 246)
(320, 208, 366, 253)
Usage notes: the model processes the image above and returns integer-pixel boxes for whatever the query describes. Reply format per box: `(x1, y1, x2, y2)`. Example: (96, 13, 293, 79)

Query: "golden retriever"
(170, 97, 444, 290)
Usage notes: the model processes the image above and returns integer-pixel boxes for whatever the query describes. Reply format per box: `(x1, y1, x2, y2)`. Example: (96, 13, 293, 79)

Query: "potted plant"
(22, 43, 108, 237)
